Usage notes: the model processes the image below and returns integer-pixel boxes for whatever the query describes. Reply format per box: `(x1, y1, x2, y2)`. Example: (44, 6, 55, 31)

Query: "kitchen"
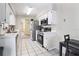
(1, 3, 79, 56)
(0, 3, 59, 56)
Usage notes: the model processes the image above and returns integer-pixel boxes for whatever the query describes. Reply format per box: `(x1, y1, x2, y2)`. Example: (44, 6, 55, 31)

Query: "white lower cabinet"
(43, 32, 57, 50)
(0, 36, 16, 56)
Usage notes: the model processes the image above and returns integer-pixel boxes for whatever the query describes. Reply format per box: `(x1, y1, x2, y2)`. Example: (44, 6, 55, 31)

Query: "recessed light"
(27, 7, 34, 15)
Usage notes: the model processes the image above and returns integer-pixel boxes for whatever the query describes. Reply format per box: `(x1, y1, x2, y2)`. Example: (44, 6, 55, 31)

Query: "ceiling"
(10, 3, 53, 17)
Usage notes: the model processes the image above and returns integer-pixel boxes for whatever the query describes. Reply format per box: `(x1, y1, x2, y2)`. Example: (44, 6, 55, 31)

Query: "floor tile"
(38, 53, 45, 56)
(17, 33, 59, 56)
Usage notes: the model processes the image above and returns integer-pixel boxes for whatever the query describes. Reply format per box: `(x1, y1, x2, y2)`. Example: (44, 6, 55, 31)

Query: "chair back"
(64, 34, 70, 42)
(64, 34, 70, 56)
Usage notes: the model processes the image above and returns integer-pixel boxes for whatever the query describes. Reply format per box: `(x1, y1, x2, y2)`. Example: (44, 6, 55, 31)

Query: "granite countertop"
(0, 33, 18, 39)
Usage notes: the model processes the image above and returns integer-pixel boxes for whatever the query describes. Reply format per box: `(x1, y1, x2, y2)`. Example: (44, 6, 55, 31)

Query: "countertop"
(0, 33, 18, 39)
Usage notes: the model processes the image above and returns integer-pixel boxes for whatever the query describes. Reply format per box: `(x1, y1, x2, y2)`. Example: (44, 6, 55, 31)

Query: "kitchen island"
(0, 33, 18, 56)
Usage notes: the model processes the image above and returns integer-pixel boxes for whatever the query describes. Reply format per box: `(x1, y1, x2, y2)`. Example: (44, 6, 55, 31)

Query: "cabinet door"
(0, 3, 6, 23)
(48, 10, 56, 24)
(6, 4, 16, 25)
(0, 4, 2, 22)
(9, 14, 16, 25)
(1, 3, 5, 23)
(43, 32, 57, 50)
(48, 11, 52, 24)
(52, 10, 56, 24)
(4, 38, 16, 56)
(6, 4, 10, 24)
(43, 33, 48, 48)
(43, 37, 48, 48)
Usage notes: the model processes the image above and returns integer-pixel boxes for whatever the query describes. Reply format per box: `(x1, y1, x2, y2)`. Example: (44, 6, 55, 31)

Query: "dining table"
(59, 39, 79, 56)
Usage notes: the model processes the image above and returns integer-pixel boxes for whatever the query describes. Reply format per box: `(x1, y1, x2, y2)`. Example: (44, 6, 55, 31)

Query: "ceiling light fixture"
(27, 8, 33, 15)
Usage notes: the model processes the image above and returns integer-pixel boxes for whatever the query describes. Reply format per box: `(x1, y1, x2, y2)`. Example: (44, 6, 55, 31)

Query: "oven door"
(37, 34, 43, 46)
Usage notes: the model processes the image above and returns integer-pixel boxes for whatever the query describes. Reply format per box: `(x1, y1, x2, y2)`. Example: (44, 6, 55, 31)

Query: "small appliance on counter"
(41, 18, 48, 26)
(7, 25, 16, 33)
(41, 27, 51, 32)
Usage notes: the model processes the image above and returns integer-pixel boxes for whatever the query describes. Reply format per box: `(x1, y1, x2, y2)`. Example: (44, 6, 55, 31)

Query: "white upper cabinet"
(48, 11, 52, 24)
(6, 4, 10, 24)
(48, 10, 56, 25)
(38, 13, 48, 25)
(38, 10, 56, 25)
(0, 3, 6, 23)
(9, 13, 16, 25)
(0, 3, 16, 25)
(6, 4, 16, 25)
(0, 4, 2, 22)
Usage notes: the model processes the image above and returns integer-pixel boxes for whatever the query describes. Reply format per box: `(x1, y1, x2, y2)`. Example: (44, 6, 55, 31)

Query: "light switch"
(64, 19, 66, 22)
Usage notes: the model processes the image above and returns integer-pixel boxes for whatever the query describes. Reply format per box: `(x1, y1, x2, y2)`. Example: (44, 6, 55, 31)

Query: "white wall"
(54, 3, 79, 50)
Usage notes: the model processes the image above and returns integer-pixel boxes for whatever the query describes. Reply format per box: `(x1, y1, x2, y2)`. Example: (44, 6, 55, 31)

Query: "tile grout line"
(33, 41, 50, 55)
(28, 40, 38, 56)
(32, 41, 45, 55)
(24, 39, 30, 56)
(33, 41, 53, 56)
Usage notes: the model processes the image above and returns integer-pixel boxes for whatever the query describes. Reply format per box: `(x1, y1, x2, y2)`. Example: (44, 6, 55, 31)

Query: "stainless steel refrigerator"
(30, 20, 39, 41)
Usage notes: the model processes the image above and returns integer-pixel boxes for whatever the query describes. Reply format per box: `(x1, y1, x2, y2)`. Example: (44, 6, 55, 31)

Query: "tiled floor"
(17, 33, 59, 56)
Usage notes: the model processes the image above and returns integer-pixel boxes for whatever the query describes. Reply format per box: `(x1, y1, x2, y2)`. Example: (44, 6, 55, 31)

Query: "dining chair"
(64, 34, 79, 56)
(64, 34, 70, 56)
